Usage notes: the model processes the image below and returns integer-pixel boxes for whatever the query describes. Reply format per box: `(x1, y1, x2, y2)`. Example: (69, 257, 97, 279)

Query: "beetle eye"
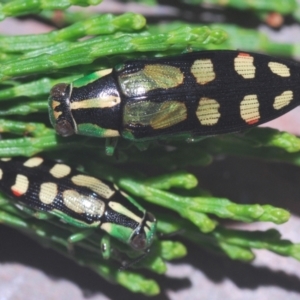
(50, 83, 69, 98)
(55, 119, 75, 137)
(130, 232, 147, 251)
(146, 212, 156, 222)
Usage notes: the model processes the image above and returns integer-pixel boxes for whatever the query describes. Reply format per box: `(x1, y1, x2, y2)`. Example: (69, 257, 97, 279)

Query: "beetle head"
(48, 83, 76, 137)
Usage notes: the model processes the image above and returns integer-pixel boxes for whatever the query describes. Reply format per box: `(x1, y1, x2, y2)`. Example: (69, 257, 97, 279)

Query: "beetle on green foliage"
(0, 156, 156, 258)
(49, 50, 300, 153)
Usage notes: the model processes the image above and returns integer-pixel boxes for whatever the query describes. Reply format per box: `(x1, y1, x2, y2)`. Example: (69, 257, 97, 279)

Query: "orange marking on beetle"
(11, 188, 22, 197)
(11, 174, 29, 197)
(238, 52, 250, 57)
(247, 119, 259, 125)
(240, 94, 260, 124)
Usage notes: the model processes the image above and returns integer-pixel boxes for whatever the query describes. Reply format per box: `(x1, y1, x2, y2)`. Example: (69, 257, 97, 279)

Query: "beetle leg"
(105, 137, 118, 156)
(134, 141, 150, 151)
(186, 135, 209, 143)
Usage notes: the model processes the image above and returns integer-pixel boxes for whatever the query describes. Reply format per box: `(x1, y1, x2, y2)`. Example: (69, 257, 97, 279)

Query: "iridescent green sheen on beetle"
(49, 50, 300, 149)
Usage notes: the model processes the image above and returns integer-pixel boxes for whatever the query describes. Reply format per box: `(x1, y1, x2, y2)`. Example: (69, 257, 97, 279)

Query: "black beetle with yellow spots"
(49, 50, 300, 151)
(0, 156, 156, 255)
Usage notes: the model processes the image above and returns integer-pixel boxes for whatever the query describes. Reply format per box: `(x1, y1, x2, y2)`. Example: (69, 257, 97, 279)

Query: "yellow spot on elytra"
(234, 53, 256, 79)
(273, 90, 293, 110)
(71, 175, 115, 199)
(63, 189, 105, 215)
(23, 157, 43, 168)
(196, 97, 221, 125)
(11, 174, 29, 196)
(70, 96, 121, 110)
(191, 59, 215, 85)
(0, 168, 3, 180)
(1, 158, 11, 162)
(63, 190, 84, 213)
(39, 182, 57, 204)
(109, 201, 142, 223)
(50, 163, 71, 178)
(268, 62, 290, 77)
(240, 94, 260, 124)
